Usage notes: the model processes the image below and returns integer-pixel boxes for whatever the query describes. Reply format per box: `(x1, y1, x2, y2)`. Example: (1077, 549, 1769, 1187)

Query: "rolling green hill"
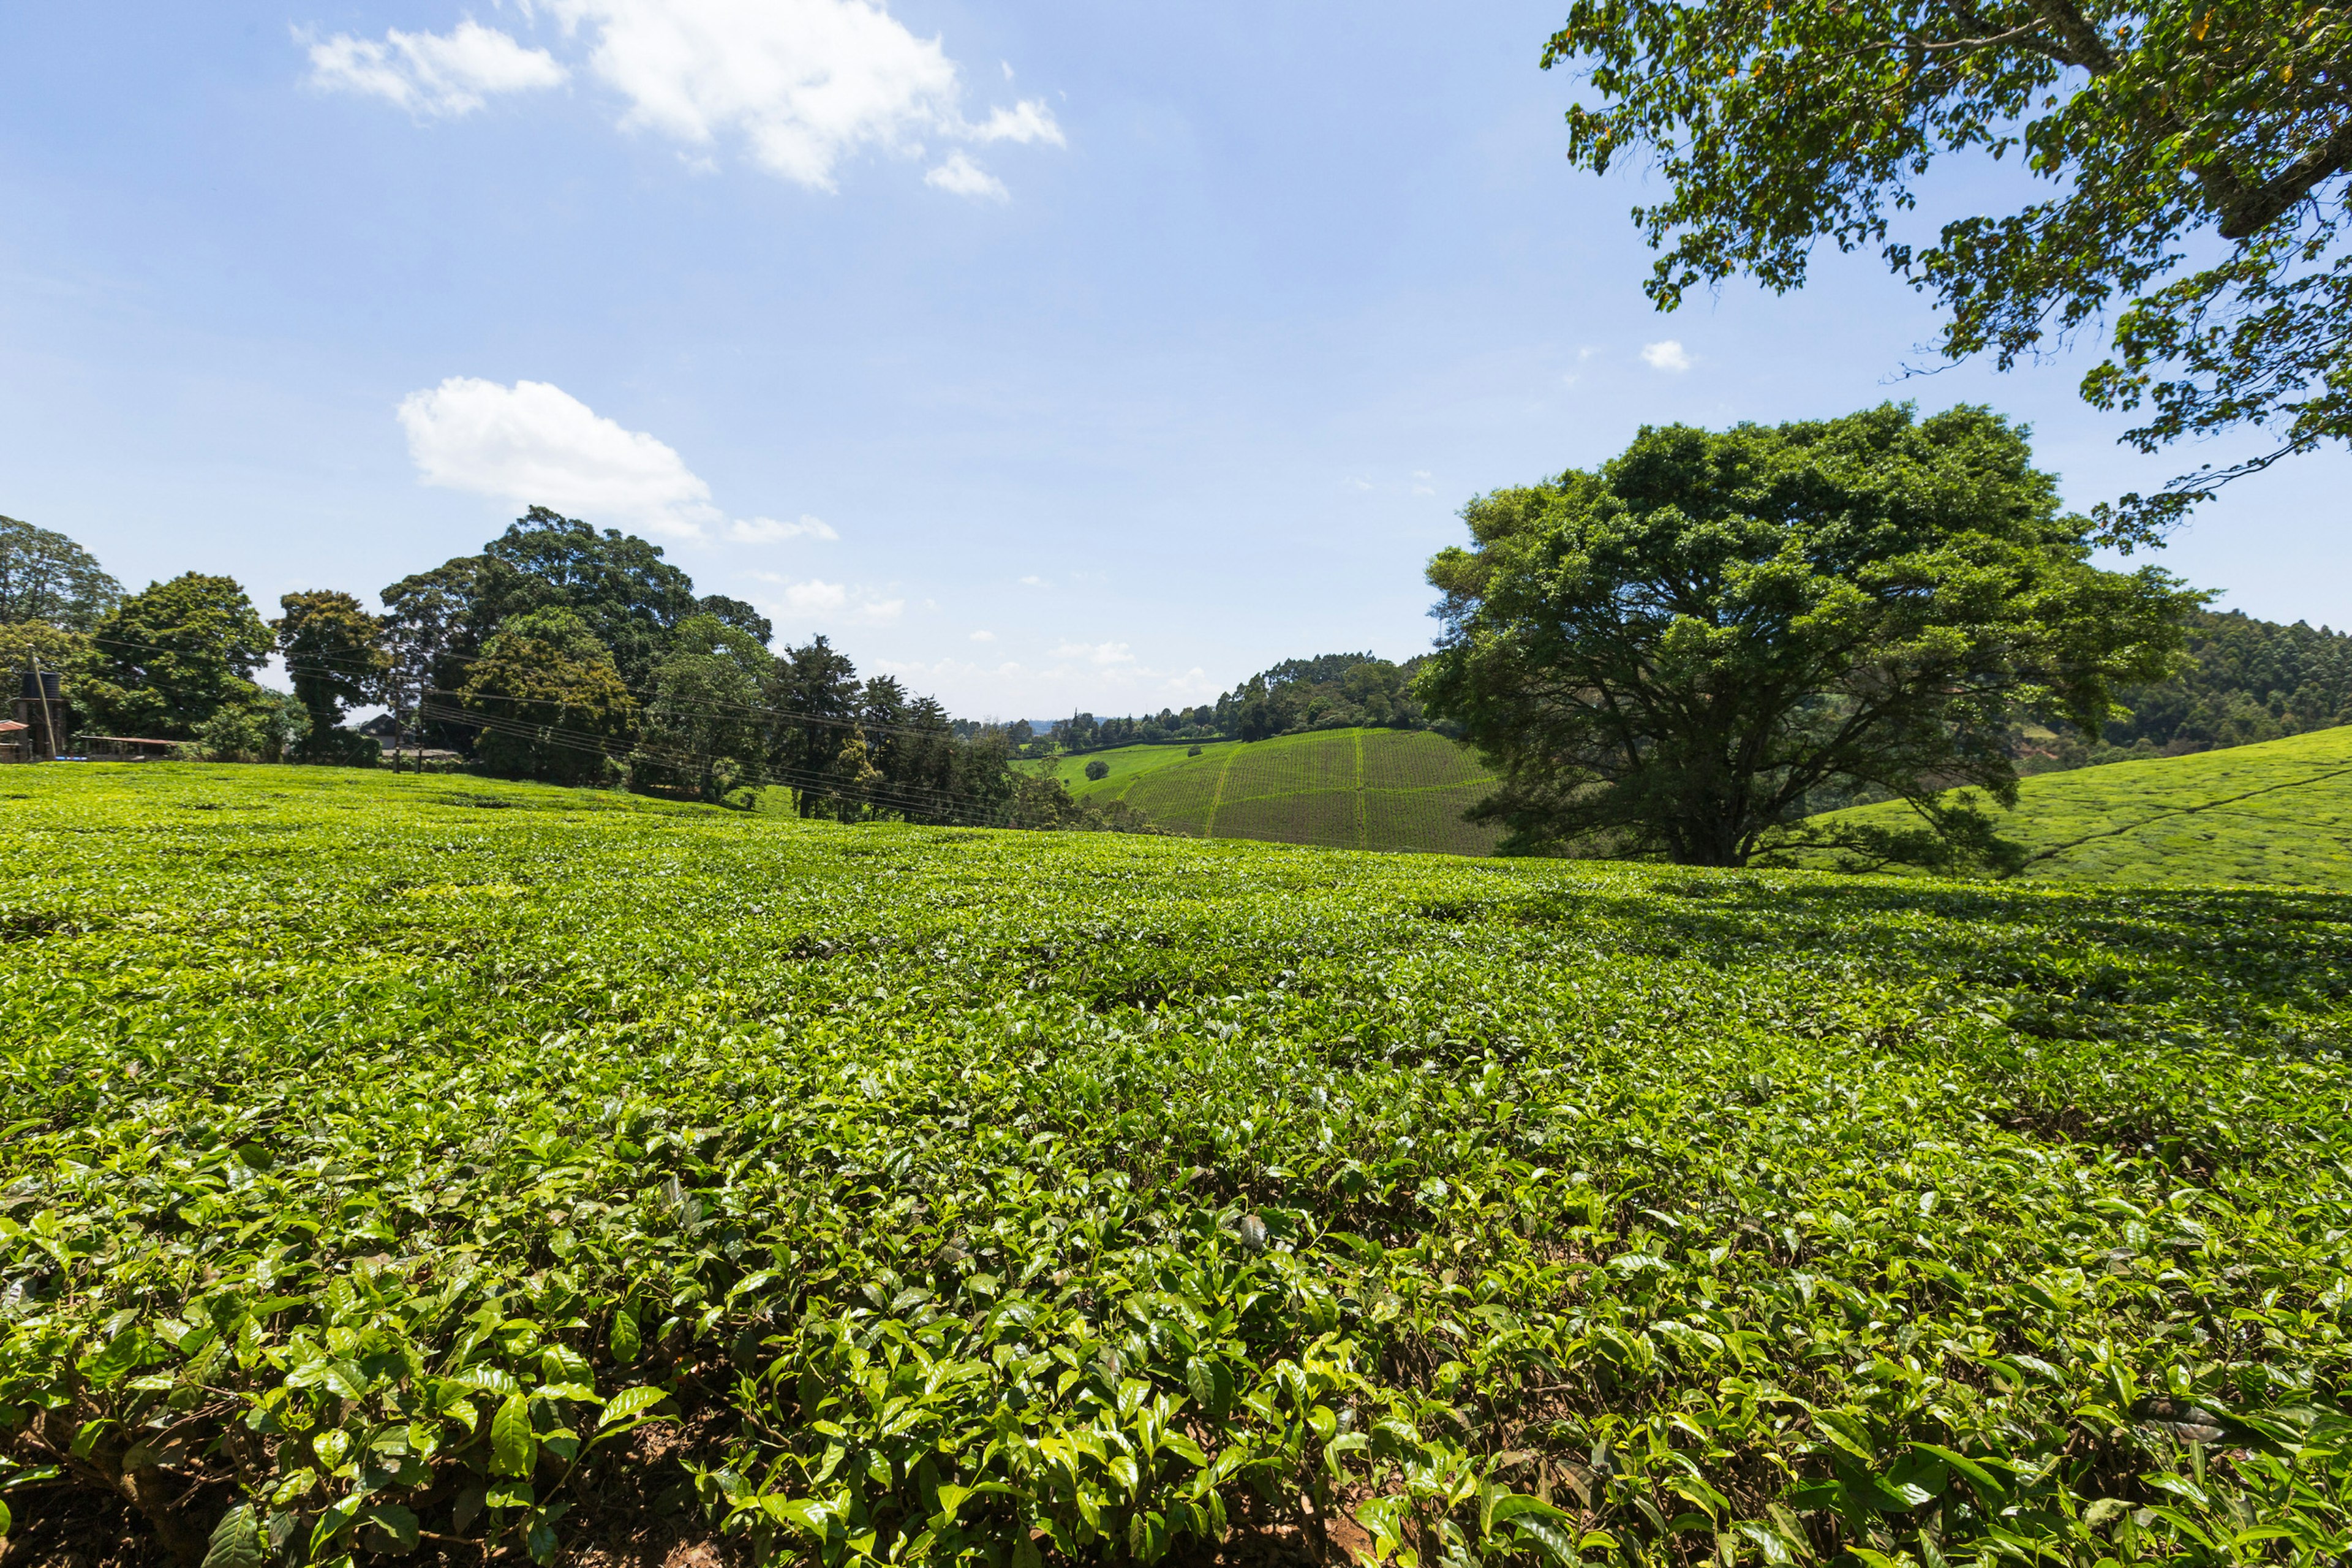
(1034, 726, 1501, 854)
(1820, 722, 2352, 886)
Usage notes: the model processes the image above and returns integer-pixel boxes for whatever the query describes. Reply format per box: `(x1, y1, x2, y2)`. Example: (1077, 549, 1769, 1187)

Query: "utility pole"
(24, 652, 62, 760)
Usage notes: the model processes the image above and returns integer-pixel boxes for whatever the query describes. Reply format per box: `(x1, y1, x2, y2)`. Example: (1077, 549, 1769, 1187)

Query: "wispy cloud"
(1053, 640, 1135, 666)
(924, 150, 1006, 201)
(756, 575, 903, 625)
(727, 514, 837, 543)
(304, 20, 567, 117)
(337, 0, 1070, 196)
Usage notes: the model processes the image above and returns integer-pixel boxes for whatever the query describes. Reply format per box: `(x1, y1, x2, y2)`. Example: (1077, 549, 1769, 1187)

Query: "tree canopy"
(1416, 404, 2198, 867)
(1541, 0, 2352, 538)
(0, 514, 121, 630)
(73, 573, 275, 741)
(471, 506, 699, 688)
(273, 590, 388, 756)
(452, 607, 638, 786)
(639, 612, 774, 799)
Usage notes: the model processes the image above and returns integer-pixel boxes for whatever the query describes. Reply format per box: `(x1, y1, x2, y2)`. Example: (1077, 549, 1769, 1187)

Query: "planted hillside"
(1814, 723, 2352, 888)
(4, 764, 2351, 1566)
(1042, 728, 1501, 854)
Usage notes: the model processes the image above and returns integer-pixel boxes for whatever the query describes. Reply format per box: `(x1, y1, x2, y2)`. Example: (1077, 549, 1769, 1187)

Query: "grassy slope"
(1036, 727, 1502, 854)
(1819, 723, 2352, 886)
(4, 763, 2351, 1563)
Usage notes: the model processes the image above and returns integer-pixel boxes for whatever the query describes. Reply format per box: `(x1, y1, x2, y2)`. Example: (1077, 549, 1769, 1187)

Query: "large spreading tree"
(469, 507, 700, 689)
(1542, 0, 2351, 540)
(0, 515, 121, 630)
(73, 573, 275, 741)
(449, 607, 638, 786)
(638, 612, 775, 801)
(1416, 404, 2198, 867)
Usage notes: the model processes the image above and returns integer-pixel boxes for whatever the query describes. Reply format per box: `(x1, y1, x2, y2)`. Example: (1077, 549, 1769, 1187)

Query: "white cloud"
(970, 630, 996, 642)
(781, 578, 847, 611)
(1019, 575, 1049, 587)
(924, 150, 1006, 201)
(304, 20, 567, 116)
(764, 577, 902, 624)
(969, 99, 1063, 146)
(396, 375, 819, 545)
(1642, 339, 1693, 372)
(873, 654, 1214, 716)
(728, 514, 838, 543)
(1054, 640, 1134, 666)
(537, 0, 1063, 192)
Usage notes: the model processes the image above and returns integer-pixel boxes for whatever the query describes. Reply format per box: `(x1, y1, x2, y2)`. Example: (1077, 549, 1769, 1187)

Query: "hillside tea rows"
(1, 766, 2348, 1566)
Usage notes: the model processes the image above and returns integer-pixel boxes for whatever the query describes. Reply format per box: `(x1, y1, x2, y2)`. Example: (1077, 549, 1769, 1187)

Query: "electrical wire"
(81, 632, 1026, 746)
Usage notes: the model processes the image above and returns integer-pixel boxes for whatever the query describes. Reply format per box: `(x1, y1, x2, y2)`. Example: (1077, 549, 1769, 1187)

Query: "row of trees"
(1052, 652, 1431, 752)
(0, 508, 1145, 830)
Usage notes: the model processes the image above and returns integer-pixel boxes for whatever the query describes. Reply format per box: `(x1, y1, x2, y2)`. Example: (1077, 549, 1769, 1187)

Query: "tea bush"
(2, 765, 2348, 1566)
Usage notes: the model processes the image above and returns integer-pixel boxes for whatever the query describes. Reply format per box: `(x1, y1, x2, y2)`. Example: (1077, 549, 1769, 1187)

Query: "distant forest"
(1051, 612, 2352, 768)
(2027, 609, 2352, 772)
(1050, 651, 1431, 752)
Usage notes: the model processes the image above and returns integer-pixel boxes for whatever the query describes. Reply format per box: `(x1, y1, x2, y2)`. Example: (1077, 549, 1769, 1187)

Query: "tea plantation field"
(1038, 729, 1502, 855)
(4, 764, 2351, 1567)
(1816, 725, 2352, 888)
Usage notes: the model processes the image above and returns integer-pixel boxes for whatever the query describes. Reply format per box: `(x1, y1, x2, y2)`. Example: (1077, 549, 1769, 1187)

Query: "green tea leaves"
(7, 765, 2350, 1567)
(199, 1504, 264, 1568)
(490, 1393, 536, 1478)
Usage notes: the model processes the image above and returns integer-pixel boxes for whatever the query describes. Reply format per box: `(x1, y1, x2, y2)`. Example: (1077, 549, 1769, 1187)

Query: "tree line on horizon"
(0, 508, 1149, 831)
(1050, 608, 2352, 775)
(1048, 651, 1434, 753)
(4, 401, 2339, 873)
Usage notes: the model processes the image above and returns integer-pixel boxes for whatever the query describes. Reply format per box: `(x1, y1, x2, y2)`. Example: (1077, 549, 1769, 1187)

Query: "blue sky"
(3, 1, 2346, 720)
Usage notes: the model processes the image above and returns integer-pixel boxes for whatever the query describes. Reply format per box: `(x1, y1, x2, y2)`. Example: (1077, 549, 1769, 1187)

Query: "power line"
(81, 632, 994, 747)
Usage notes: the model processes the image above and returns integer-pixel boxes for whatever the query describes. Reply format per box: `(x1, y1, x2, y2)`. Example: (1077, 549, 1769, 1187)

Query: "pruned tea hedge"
(2, 766, 2348, 1565)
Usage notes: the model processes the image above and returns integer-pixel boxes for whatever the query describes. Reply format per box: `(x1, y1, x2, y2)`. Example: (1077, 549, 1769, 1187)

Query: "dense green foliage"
(379, 511, 1096, 826)
(273, 592, 390, 765)
(0, 516, 121, 632)
(70, 573, 278, 742)
(1054, 654, 1428, 754)
(1540, 0, 2352, 537)
(3, 765, 2350, 1567)
(2029, 610, 2352, 772)
(1046, 728, 1504, 855)
(454, 607, 641, 788)
(1420, 405, 2194, 867)
(1819, 721, 2352, 887)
